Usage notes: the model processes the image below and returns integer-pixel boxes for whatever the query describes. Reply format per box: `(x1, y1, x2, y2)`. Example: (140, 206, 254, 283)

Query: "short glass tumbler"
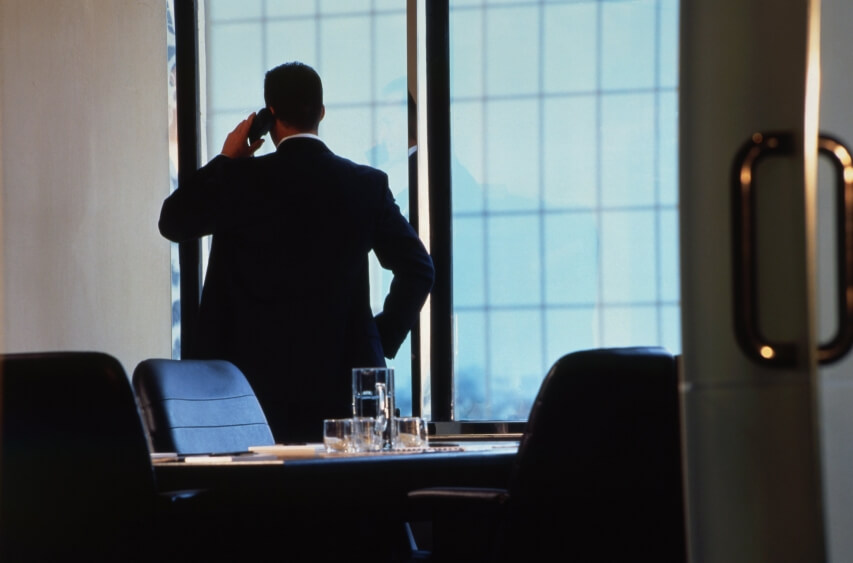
(393, 417, 428, 450)
(353, 416, 383, 452)
(323, 418, 354, 453)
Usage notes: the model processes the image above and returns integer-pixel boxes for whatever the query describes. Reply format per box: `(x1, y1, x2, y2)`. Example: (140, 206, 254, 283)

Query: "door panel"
(679, 0, 825, 560)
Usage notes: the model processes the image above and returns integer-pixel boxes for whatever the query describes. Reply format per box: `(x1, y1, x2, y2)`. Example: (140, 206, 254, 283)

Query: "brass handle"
(817, 135, 853, 364)
(731, 132, 798, 367)
(731, 132, 853, 367)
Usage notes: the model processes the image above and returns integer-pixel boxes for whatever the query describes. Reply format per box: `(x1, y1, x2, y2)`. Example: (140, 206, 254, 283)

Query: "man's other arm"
(372, 185, 435, 359)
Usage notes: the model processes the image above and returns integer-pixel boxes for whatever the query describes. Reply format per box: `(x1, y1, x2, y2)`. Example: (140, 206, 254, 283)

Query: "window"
(171, 0, 681, 429)
(448, 0, 680, 420)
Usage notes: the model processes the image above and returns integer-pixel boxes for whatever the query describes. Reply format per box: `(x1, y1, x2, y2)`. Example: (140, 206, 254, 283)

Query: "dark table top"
(154, 441, 518, 503)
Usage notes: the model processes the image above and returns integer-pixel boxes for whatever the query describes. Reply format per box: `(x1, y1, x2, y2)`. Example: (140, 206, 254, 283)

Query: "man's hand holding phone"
(221, 112, 266, 158)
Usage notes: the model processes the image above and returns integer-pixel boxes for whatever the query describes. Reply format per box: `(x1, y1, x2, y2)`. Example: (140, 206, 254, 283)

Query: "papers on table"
(150, 451, 281, 464)
(248, 444, 325, 459)
(183, 453, 280, 463)
(151, 442, 477, 465)
(247, 443, 466, 458)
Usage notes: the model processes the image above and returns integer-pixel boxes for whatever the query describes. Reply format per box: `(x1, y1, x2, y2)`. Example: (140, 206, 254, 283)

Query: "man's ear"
(319, 105, 326, 122)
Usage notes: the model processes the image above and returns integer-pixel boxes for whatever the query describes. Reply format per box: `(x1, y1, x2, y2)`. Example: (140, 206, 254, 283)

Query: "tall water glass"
(352, 367, 395, 449)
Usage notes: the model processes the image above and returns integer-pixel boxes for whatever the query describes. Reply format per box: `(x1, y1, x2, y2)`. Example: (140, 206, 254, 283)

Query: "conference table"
(154, 439, 519, 503)
(152, 439, 519, 560)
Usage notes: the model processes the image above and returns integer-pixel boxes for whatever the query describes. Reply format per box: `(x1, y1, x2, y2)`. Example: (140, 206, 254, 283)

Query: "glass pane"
(543, 2, 597, 94)
(543, 96, 597, 208)
(454, 311, 488, 418)
(601, 0, 656, 90)
(544, 211, 599, 305)
(453, 216, 486, 308)
(485, 6, 539, 97)
(375, 13, 408, 104)
(208, 0, 262, 20)
(659, 90, 679, 205)
(267, 1, 317, 18)
(450, 100, 485, 214)
(485, 99, 539, 212)
(659, 0, 679, 89)
(660, 207, 680, 303)
(601, 210, 657, 303)
(449, 8, 483, 99)
(320, 0, 371, 14)
(489, 309, 542, 420)
(602, 305, 659, 347)
(487, 215, 541, 307)
(319, 17, 373, 105)
(206, 23, 266, 110)
(601, 93, 656, 207)
(450, 0, 681, 420)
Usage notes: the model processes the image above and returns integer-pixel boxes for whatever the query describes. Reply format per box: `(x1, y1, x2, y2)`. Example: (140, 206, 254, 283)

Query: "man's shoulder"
(277, 139, 383, 171)
(321, 151, 388, 183)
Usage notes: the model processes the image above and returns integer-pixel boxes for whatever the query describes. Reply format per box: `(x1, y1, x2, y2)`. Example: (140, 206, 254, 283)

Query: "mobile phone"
(248, 107, 274, 142)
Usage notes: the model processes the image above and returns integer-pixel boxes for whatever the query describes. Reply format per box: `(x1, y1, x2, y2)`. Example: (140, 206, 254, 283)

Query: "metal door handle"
(817, 134, 853, 364)
(731, 132, 853, 367)
(731, 132, 797, 367)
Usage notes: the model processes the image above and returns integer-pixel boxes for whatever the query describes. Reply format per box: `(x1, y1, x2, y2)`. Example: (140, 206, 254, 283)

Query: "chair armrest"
(408, 486, 509, 504)
(157, 488, 208, 504)
(406, 487, 510, 560)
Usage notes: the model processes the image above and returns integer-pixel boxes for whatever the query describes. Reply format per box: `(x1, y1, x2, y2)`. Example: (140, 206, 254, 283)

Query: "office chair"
(133, 358, 275, 454)
(0, 351, 165, 561)
(407, 346, 687, 563)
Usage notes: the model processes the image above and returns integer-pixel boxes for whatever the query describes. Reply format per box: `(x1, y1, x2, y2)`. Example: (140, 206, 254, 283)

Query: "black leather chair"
(132, 358, 275, 454)
(0, 351, 183, 561)
(407, 346, 687, 563)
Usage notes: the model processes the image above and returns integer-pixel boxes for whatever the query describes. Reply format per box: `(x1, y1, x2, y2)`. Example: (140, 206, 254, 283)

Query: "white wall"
(0, 0, 172, 375)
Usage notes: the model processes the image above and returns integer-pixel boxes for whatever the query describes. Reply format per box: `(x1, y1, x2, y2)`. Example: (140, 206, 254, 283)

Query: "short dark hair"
(264, 62, 324, 131)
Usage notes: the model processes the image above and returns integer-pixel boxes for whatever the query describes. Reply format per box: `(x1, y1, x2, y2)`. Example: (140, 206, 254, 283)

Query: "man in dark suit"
(159, 62, 434, 443)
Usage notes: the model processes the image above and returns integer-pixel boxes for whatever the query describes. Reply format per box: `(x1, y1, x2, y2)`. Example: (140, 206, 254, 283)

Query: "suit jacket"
(159, 137, 434, 442)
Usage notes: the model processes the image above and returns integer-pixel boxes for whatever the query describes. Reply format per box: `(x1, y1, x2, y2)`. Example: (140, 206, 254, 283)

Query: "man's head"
(264, 62, 324, 132)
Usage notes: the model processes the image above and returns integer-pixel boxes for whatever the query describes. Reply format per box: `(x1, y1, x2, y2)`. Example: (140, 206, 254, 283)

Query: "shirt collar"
(276, 132, 323, 148)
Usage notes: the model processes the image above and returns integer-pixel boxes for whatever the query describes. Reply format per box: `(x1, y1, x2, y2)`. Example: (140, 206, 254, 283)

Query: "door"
(679, 0, 827, 560)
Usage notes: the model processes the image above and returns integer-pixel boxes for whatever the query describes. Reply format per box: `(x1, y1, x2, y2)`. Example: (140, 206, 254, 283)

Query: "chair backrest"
(502, 346, 686, 562)
(0, 351, 157, 561)
(132, 358, 275, 454)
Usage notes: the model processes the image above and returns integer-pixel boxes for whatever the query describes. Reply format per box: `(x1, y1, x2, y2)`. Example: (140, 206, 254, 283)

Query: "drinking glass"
(393, 417, 428, 450)
(352, 416, 383, 452)
(323, 418, 354, 453)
